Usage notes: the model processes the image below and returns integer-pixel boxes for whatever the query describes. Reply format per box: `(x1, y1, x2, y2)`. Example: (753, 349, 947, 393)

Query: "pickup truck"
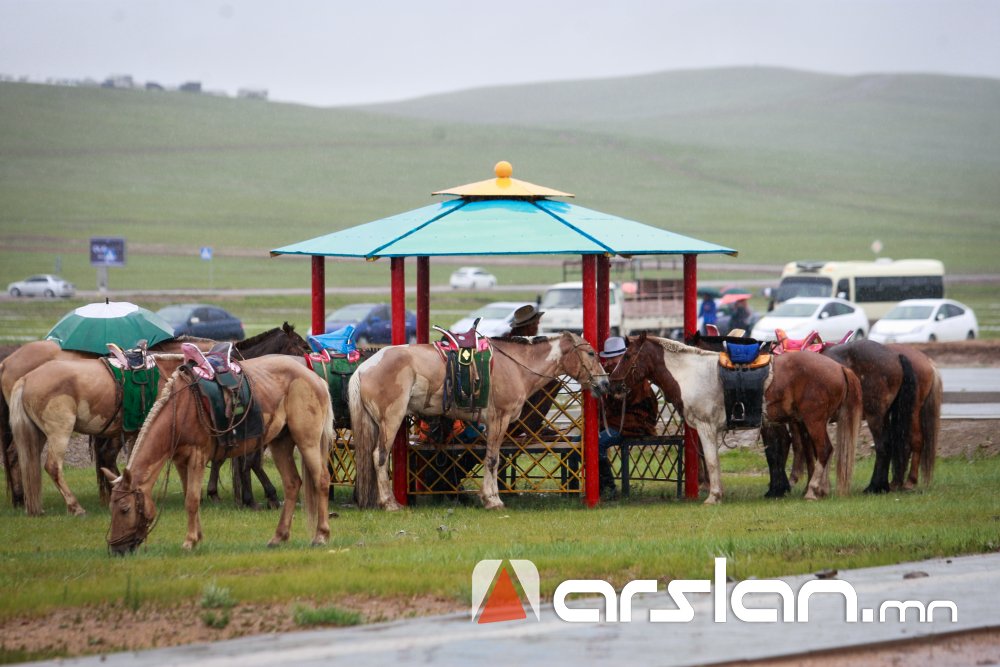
(536, 280, 684, 338)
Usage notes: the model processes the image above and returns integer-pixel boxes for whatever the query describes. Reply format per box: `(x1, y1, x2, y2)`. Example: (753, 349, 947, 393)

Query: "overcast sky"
(1, 0, 998, 107)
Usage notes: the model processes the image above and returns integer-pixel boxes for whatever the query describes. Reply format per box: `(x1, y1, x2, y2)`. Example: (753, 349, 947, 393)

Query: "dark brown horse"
(611, 334, 861, 502)
(886, 344, 942, 488)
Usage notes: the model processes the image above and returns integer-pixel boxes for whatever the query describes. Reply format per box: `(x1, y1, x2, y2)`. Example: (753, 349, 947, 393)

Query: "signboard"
(200, 246, 213, 261)
(90, 237, 126, 267)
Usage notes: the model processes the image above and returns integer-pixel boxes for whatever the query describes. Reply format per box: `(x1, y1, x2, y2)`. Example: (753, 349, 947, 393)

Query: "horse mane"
(237, 326, 284, 349)
(648, 335, 717, 357)
(491, 334, 552, 346)
(127, 368, 183, 469)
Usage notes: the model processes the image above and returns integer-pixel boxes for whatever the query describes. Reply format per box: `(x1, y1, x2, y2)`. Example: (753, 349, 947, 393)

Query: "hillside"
(0, 68, 998, 293)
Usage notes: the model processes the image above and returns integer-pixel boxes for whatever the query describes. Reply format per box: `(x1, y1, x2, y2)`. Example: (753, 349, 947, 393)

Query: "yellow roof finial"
(494, 160, 513, 179)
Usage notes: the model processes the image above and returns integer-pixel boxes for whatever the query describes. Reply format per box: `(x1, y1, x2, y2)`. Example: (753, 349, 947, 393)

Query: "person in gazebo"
(507, 303, 543, 337)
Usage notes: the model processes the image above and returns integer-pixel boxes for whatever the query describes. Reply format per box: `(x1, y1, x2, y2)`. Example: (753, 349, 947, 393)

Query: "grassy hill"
(1, 67, 998, 296)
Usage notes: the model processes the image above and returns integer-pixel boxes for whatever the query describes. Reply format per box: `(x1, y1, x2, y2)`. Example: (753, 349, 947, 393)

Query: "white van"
(537, 280, 683, 337)
(774, 259, 945, 321)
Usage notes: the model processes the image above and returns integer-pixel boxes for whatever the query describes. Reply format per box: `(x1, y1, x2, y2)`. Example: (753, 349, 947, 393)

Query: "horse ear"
(283, 321, 293, 333)
(100, 467, 118, 483)
(122, 468, 132, 487)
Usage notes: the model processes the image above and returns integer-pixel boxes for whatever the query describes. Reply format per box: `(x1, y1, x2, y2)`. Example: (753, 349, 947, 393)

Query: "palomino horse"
(609, 335, 861, 503)
(11, 354, 187, 516)
(349, 332, 609, 510)
(105, 355, 332, 553)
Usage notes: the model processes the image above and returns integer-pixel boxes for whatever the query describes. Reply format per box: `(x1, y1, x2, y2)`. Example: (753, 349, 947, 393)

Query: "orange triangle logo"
(477, 567, 527, 623)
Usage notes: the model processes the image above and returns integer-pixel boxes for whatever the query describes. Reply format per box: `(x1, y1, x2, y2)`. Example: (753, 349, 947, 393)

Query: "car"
(323, 303, 416, 345)
(449, 266, 497, 290)
(750, 297, 868, 342)
(869, 298, 979, 343)
(451, 301, 534, 337)
(7, 274, 75, 298)
(156, 304, 245, 341)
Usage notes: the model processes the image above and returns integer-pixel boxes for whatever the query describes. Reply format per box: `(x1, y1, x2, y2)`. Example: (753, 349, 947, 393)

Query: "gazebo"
(271, 162, 736, 506)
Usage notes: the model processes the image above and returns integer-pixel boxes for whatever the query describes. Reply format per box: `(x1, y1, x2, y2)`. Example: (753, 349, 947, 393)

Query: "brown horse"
(610, 335, 861, 502)
(105, 355, 332, 553)
(349, 332, 609, 510)
(886, 344, 942, 488)
(11, 355, 187, 516)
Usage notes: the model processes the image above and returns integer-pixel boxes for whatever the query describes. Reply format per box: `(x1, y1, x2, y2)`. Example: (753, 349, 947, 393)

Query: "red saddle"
(772, 329, 824, 355)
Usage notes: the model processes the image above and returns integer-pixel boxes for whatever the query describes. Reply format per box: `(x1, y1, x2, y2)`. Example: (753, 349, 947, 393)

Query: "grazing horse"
(609, 335, 861, 503)
(10, 355, 187, 516)
(105, 355, 332, 553)
(887, 344, 942, 488)
(350, 332, 609, 510)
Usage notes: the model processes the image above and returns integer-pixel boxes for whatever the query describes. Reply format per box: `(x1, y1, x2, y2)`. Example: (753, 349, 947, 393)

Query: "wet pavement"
(30, 553, 1000, 667)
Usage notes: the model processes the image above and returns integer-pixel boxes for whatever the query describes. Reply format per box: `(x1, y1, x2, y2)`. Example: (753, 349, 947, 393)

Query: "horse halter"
(562, 341, 609, 392)
(106, 485, 152, 554)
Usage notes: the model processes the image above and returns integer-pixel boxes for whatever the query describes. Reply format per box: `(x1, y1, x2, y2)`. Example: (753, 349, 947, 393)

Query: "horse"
(11, 354, 188, 516)
(886, 344, 942, 488)
(205, 323, 311, 509)
(105, 354, 332, 553)
(6, 324, 309, 515)
(349, 332, 609, 511)
(609, 334, 861, 503)
(1, 337, 206, 508)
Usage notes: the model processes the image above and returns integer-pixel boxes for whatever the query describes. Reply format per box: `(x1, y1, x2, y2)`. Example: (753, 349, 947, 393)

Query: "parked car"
(451, 301, 534, 337)
(449, 267, 497, 290)
(869, 299, 979, 343)
(156, 304, 245, 341)
(750, 297, 868, 342)
(7, 274, 75, 298)
(323, 303, 416, 345)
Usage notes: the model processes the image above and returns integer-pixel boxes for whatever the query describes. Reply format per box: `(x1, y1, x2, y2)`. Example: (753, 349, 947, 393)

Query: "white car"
(7, 274, 75, 298)
(750, 297, 868, 342)
(869, 299, 979, 343)
(449, 267, 497, 290)
(451, 301, 533, 337)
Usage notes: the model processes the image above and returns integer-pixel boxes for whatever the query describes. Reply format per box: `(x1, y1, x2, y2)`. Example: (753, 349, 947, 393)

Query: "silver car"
(7, 274, 75, 298)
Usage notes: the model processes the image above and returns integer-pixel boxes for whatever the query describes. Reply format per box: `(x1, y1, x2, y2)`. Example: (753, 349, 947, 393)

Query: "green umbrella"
(696, 286, 722, 299)
(46, 301, 175, 354)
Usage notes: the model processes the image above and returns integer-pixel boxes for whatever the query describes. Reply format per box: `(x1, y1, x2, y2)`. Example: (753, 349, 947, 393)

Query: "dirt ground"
(1, 340, 998, 662)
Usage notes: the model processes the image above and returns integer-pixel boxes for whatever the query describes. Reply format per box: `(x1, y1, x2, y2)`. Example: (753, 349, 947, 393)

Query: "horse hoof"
(483, 499, 505, 510)
(382, 501, 402, 512)
(311, 537, 328, 547)
(267, 499, 282, 510)
(182, 541, 195, 550)
(267, 540, 281, 549)
(70, 507, 87, 517)
(208, 495, 221, 504)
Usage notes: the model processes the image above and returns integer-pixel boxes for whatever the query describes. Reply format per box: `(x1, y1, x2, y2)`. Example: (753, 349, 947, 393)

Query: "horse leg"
(864, 417, 892, 494)
(762, 423, 792, 498)
(233, 454, 260, 510)
(251, 449, 281, 509)
(180, 453, 207, 550)
(788, 423, 808, 485)
(696, 424, 724, 505)
(802, 419, 832, 500)
(40, 420, 86, 516)
(480, 414, 513, 510)
(207, 458, 222, 503)
(267, 439, 302, 547)
(93, 435, 122, 507)
(292, 435, 331, 547)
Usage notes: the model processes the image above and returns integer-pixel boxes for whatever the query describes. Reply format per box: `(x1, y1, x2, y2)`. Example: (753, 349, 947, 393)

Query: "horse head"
(605, 332, 649, 400)
(557, 331, 609, 398)
(236, 323, 310, 359)
(103, 467, 154, 556)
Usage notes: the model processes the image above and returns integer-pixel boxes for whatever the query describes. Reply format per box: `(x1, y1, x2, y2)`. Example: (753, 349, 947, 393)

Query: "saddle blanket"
(107, 363, 160, 432)
(307, 351, 370, 429)
(194, 372, 264, 444)
(441, 347, 492, 412)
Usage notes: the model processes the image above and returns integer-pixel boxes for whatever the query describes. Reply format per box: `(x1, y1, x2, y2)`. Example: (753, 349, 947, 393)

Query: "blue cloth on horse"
(728, 341, 761, 364)
(309, 326, 357, 354)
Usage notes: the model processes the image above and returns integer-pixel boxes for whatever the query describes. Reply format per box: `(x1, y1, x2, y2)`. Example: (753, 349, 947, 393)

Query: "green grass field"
(1, 450, 998, 623)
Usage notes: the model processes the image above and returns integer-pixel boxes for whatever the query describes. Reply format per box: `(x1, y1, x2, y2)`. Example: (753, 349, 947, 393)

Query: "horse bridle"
(106, 485, 152, 553)
(494, 340, 606, 390)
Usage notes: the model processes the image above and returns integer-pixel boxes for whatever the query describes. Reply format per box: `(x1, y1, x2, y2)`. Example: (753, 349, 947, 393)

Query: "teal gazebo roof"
(271, 163, 735, 260)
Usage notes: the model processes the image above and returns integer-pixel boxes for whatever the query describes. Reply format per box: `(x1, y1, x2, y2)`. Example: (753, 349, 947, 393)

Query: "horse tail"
(0, 363, 24, 507)
(348, 371, 379, 509)
(9, 379, 45, 515)
(887, 354, 917, 484)
(920, 367, 943, 485)
(835, 366, 862, 496)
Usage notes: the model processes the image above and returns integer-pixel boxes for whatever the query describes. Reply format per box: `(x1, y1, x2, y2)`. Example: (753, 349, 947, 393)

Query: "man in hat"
(597, 336, 660, 500)
(508, 304, 544, 337)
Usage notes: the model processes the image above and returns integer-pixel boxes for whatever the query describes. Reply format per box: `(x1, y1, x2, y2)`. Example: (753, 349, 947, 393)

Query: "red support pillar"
(416, 257, 430, 344)
(582, 255, 599, 507)
(311, 256, 325, 336)
(597, 255, 610, 346)
(683, 253, 700, 500)
(390, 257, 409, 506)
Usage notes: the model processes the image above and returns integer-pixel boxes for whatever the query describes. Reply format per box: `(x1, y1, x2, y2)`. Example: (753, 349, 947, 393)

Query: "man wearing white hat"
(597, 336, 659, 500)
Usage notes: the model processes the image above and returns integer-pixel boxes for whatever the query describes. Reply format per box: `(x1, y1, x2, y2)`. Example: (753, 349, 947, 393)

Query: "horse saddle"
(717, 337, 772, 430)
(772, 329, 824, 355)
(306, 347, 373, 429)
(180, 342, 262, 445)
(104, 342, 160, 432)
(432, 320, 492, 412)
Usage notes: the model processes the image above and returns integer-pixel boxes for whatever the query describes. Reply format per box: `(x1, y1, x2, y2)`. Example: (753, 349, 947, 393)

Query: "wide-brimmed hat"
(511, 304, 543, 328)
(599, 336, 627, 358)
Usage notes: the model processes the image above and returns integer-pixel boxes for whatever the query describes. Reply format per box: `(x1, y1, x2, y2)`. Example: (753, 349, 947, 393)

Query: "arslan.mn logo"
(471, 559, 540, 623)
